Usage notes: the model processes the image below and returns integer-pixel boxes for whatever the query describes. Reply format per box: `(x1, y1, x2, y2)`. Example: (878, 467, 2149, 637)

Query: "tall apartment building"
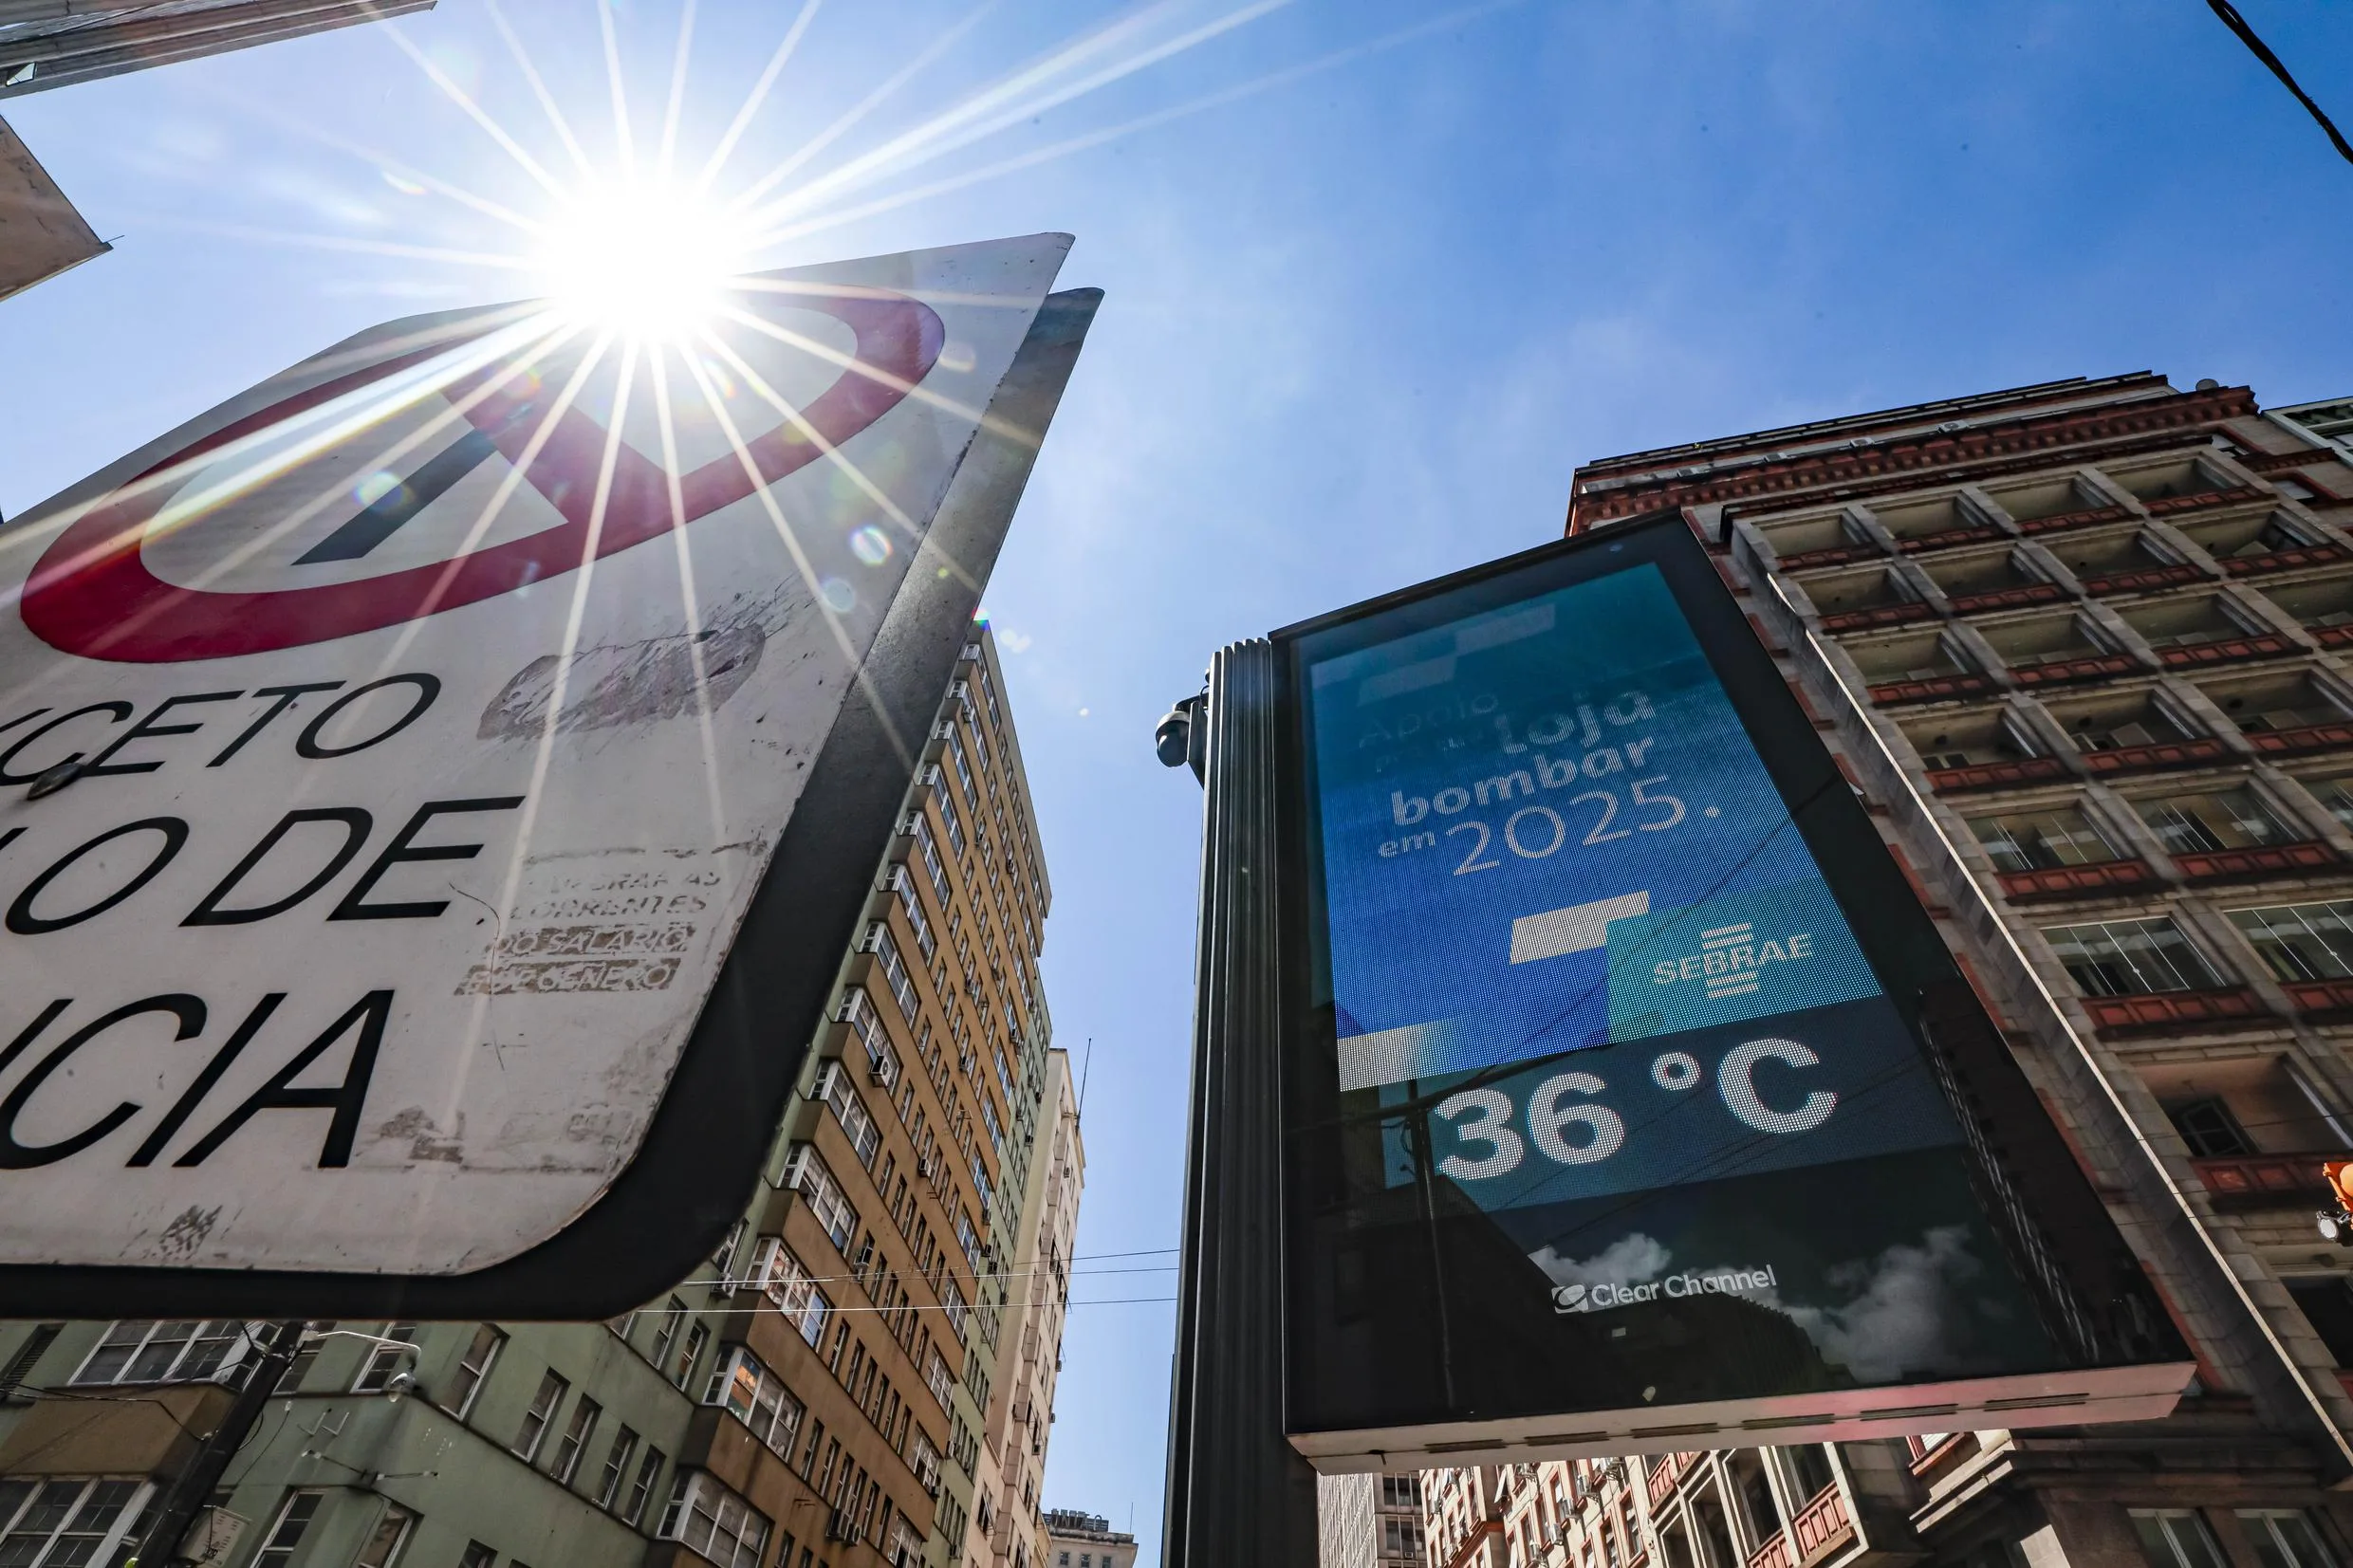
(0, 623, 1071, 1568)
(965, 1054, 1083, 1568)
(1536, 375, 2353, 1568)
(0, 0, 431, 100)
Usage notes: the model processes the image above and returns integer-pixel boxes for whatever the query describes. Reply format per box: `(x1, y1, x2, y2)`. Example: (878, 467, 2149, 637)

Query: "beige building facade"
(1503, 375, 2353, 1568)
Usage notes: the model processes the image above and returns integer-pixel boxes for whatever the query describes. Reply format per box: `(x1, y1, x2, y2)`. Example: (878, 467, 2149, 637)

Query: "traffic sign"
(0, 232, 1093, 1314)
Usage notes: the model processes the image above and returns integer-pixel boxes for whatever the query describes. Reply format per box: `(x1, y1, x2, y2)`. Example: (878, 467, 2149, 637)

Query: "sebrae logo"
(1648, 919, 1816, 1004)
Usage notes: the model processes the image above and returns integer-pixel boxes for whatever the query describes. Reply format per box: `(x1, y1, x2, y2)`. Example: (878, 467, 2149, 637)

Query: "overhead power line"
(2204, 0, 2353, 166)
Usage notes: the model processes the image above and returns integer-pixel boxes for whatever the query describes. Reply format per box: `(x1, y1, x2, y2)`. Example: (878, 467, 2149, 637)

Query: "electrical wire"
(2204, 0, 2353, 166)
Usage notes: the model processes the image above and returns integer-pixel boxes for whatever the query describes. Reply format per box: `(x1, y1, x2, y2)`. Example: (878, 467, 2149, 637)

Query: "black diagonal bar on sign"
(298, 428, 501, 563)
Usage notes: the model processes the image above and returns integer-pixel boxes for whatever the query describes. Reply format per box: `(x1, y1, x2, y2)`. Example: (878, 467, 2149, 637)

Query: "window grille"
(2042, 916, 2225, 996)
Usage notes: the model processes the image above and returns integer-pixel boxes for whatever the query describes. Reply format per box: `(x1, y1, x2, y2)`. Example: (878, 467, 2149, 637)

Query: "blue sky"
(4, 0, 2350, 1556)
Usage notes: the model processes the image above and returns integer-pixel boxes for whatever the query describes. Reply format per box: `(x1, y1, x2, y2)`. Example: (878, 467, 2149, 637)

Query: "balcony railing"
(2173, 839, 2339, 882)
(1926, 755, 2068, 793)
(1947, 582, 2066, 615)
(2082, 986, 2271, 1035)
(1820, 601, 1936, 634)
(2078, 736, 2231, 775)
(2247, 722, 2353, 757)
(1866, 673, 1993, 706)
(2080, 563, 2207, 597)
(2156, 635, 2295, 669)
(1647, 1451, 1698, 1508)
(2143, 486, 2267, 517)
(2010, 652, 2140, 688)
(2015, 504, 2132, 535)
(2222, 543, 2349, 577)
(1746, 1532, 1794, 1568)
(1996, 858, 2156, 902)
(1790, 1485, 1855, 1566)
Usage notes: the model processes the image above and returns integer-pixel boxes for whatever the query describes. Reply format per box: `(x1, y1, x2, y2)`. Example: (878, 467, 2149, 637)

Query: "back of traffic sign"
(0, 233, 1094, 1315)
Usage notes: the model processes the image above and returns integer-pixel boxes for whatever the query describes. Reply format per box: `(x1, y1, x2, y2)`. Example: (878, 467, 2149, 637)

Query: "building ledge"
(2084, 986, 2273, 1036)
(2175, 839, 2340, 882)
(1997, 858, 2158, 902)
(2144, 486, 2269, 517)
(2011, 653, 2140, 688)
(2080, 563, 2208, 597)
(2223, 544, 2349, 577)
(1949, 582, 2067, 615)
(1928, 755, 2069, 793)
(1867, 673, 1994, 706)
(1778, 544, 1884, 571)
(2156, 636, 2296, 669)
(1820, 601, 1936, 634)
(2017, 504, 2134, 535)
(2080, 736, 2232, 774)
(2247, 723, 2353, 757)
(2286, 977, 2353, 1021)
(1896, 524, 2010, 556)
(2192, 1152, 2334, 1206)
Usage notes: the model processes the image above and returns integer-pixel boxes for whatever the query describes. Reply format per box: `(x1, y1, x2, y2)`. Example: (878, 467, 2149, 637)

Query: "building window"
(551, 1395, 601, 1483)
(254, 1489, 326, 1568)
(659, 1472, 771, 1568)
(70, 1320, 250, 1386)
(351, 1322, 419, 1393)
(705, 1346, 806, 1460)
(648, 1300, 683, 1373)
(457, 1542, 496, 1568)
(2168, 1098, 2256, 1158)
(711, 1218, 748, 1281)
(672, 1323, 709, 1391)
(2240, 1510, 2337, 1568)
(2132, 1511, 2228, 1568)
(841, 990, 899, 1088)
(758, 1239, 834, 1346)
(866, 924, 919, 1026)
(812, 1062, 882, 1169)
(353, 1502, 417, 1568)
(2043, 917, 2224, 996)
(891, 866, 939, 963)
(624, 1447, 667, 1528)
(1970, 804, 2120, 872)
(2287, 1277, 2353, 1366)
(512, 1370, 569, 1460)
(2138, 788, 2293, 854)
(2231, 901, 2353, 983)
(596, 1426, 640, 1510)
(0, 1478, 147, 1568)
(444, 1324, 505, 1418)
(785, 1145, 862, 1254)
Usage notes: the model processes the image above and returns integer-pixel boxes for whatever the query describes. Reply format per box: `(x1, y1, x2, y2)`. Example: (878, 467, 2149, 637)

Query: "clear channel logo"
(1551, 1264, 1779, 1315)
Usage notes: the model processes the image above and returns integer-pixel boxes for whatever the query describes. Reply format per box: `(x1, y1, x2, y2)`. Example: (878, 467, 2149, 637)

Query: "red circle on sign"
(23, 291, 945, 663)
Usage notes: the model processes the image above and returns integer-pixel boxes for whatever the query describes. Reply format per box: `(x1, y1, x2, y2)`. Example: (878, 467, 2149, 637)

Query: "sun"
(530, 175, 751, 341)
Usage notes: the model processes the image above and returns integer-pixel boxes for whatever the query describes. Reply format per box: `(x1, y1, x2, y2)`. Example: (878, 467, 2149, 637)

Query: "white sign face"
(0, 233, 1070, 1275)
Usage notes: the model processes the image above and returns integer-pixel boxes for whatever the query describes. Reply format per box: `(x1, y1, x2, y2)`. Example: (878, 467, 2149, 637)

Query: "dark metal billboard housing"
(1161, 517, 2193, 1540)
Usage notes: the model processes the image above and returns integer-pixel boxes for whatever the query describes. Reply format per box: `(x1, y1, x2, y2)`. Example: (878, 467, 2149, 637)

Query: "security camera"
(1156, 691, 1207, 782)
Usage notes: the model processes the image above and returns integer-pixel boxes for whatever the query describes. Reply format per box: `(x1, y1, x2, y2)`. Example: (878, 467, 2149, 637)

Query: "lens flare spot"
(849, 526, 892, 566)
(820, 578, 857, 613)
(380, 169, 428, 196)
(353, 470, 401, 507)
(936, 341, 976, 374)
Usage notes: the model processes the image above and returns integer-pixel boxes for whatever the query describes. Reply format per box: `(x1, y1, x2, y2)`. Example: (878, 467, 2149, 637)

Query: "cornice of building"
(1567, 383, 2256, 531)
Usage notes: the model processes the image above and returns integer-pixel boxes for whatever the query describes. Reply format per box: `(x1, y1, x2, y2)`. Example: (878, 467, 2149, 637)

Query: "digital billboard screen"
(1276, 518, 2191, 1467)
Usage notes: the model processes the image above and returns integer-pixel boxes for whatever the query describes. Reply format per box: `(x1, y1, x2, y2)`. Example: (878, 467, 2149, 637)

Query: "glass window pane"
(2231, 902, 2353, 983)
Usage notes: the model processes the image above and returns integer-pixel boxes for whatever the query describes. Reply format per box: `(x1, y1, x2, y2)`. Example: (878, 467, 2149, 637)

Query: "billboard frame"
(1263, 513, 2194, 1469)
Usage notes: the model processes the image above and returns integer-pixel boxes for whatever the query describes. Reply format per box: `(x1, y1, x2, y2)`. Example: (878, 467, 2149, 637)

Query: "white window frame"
(351, 1322, 419, 1393)
(254, 1487, 327, 1568)
(70, 1320, 255, 1387)
(353, 1501, 417, 1568)
(0, 1477, 153, 1568)
(444, 1324, 506, 1419)
(658, 1471, 771, 1568)
(513, 1369, 569, 1461)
